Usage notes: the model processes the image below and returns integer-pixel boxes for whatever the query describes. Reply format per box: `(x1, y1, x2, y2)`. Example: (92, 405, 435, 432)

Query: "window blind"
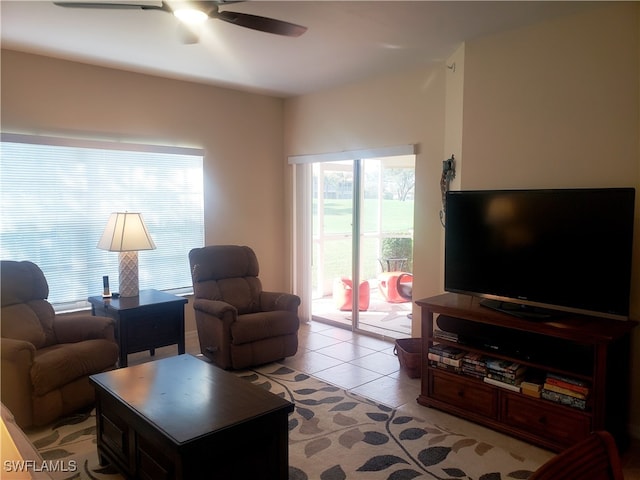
(0, 133, 204, 311)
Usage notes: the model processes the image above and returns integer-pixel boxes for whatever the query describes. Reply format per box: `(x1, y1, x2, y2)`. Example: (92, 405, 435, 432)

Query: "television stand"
(479, 298, 555, 320)
(416, 293, 637, 452)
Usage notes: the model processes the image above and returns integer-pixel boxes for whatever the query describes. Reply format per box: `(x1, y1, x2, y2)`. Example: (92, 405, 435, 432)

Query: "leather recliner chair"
(1, 260, 119, 428)
(189, 245, 300, 370)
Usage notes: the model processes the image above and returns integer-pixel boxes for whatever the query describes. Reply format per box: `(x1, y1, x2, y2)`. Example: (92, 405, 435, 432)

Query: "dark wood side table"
(88, 289, 188, 368)
(90, 355, 294, 479)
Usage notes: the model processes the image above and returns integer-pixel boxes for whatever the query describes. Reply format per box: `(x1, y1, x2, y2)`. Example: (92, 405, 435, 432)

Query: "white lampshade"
(97, 212, 156, 252)
(98, 212, 155, 297)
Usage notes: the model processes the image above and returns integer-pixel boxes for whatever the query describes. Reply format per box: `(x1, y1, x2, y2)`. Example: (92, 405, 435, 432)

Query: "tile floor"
(281, 320, 557, 466)
(128, 320, 640, 478)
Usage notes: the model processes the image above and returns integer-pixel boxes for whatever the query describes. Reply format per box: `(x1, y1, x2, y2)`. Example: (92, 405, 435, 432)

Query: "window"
(1, 133, 204, 311)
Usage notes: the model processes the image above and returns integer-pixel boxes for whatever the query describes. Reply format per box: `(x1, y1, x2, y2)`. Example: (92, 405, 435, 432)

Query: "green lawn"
(314, 198, 413, 234)
(313, 198, 414, 294)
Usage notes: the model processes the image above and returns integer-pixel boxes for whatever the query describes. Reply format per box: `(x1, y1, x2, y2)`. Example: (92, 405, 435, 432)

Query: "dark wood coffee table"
(90, 355, 294, 480)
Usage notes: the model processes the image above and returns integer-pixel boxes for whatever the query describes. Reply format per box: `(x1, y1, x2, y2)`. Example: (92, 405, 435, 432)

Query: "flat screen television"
(444, 188, 636, 320)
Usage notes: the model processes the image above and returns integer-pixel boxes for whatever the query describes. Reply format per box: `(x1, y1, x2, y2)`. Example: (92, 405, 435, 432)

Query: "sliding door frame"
(289, 145, 416, 330)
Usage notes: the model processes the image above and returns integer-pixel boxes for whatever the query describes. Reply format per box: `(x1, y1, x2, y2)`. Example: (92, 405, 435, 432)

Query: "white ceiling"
(1, 1, 598, 97)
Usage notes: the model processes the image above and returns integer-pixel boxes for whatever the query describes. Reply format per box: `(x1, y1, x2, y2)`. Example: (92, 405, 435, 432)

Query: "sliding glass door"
(311, 160, 358, 325)
(309, 154, 415, 338)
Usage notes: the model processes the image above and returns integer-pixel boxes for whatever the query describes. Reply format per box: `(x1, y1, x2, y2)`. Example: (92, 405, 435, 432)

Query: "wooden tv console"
(416, 293, 637, 452)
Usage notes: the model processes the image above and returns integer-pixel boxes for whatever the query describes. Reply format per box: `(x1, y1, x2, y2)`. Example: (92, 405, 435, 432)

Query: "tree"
(386, 169, 415, 201)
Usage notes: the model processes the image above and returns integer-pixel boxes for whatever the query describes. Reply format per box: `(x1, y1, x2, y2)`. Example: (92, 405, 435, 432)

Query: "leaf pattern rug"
(26, 364, 541, 480)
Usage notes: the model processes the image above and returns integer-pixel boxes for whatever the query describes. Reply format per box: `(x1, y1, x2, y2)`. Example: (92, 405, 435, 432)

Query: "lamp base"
(118, 251, 139, 297)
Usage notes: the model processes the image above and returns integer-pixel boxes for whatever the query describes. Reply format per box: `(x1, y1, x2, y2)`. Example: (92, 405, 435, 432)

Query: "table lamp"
(97, 212, 156, 297)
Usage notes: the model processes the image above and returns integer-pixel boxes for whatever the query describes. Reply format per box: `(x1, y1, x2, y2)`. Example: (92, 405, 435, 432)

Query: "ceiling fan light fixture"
(173, 7, 208, 24)
(54, 1, 307, 37)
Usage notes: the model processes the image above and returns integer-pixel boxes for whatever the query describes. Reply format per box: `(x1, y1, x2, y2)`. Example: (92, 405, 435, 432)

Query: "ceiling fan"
(53, 1, 308, 39)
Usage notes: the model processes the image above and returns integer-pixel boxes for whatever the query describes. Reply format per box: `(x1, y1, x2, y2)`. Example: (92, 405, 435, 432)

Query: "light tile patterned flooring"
(129, 320, 640, 478)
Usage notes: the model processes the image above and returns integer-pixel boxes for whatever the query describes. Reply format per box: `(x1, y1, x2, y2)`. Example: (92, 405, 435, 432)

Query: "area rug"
(26, 365, 541, 480)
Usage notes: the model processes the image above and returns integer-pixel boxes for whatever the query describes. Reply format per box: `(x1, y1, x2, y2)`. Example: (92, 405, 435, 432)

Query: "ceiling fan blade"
(216, 10, 307, 37)
(54, 1, 307, 38)
(53, 2, 169, 12)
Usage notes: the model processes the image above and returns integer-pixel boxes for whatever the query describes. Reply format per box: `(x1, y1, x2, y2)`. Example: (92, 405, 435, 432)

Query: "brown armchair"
(189, 245, 300, 370)
(1, 260, 119, 428)
(528, 430, 624, 480)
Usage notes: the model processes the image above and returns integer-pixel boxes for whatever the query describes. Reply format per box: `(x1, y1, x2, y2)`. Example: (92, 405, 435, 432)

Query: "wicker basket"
(394, 338, 422, 378)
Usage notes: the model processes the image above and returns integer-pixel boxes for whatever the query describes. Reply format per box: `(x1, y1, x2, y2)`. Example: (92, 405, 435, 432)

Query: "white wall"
(284, 65, 448, 331)
(461, 3, 638, 190)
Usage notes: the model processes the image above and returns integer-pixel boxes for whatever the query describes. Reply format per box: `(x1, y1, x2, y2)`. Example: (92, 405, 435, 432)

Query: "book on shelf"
(461, 352, 487, 366)
(543, 382, 588, 400)
(541, 388, 587, 411)
(486, 371, 524, 386)
(428, 352, 462, 368)
(428, 344, 465, 359)
(544, 374, 590, 396)
(461, 360, 487, 375)
(483, 376, 521, 393)
(485, 359, 527, 377)
(428, 360, 461, 374)
(486, 366, 526, 381)
(461, 367, 486, 380)
(520, 381, 542, 398)
(545, 372, 589, 387)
